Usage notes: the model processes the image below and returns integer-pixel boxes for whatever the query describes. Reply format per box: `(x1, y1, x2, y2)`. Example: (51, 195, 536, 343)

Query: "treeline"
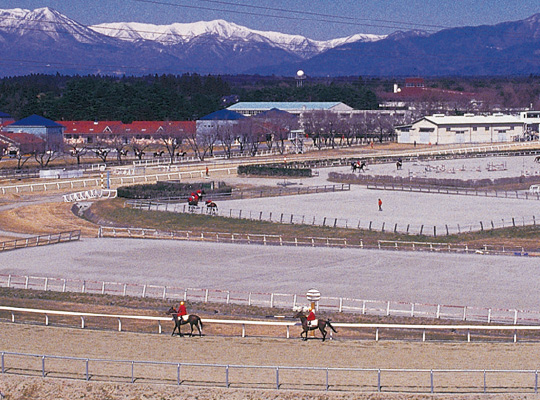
(0, 74, 230, 121)
(0, 74, 379, 121)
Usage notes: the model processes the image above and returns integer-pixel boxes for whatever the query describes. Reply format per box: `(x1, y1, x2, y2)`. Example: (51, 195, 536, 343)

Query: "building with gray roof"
(396, 113, 527, 145)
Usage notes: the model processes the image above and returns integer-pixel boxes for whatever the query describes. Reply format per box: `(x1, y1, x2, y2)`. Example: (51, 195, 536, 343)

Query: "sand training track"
(2, 322, 540, 399)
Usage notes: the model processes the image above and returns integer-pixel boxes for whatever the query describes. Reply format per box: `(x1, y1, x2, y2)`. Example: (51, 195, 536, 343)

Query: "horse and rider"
(351, 160, 367, 172)
(187, 189, 207, 210)
(167, 302, 203, 337)
(294, 306, 337, 342)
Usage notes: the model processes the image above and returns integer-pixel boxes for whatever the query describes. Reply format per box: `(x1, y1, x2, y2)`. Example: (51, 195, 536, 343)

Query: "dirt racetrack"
(2, 322, 540, 399)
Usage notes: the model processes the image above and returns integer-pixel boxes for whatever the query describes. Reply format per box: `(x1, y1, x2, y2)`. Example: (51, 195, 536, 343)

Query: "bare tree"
(34, 149, 59, 168)
(253, 110, 298, 154)
(92, 139, 111, 163)
(216, 123, 237, 159)
(110, 135, 128, 163)
(66, 143, 88, 165)
(302, 111, 327, 150)
(158, 128, 186, 162)
(130, 138, 150, 161)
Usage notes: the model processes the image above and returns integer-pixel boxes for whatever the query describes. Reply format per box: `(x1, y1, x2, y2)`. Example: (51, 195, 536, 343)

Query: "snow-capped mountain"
(0, 7, 539, 77)
(90, 19, 385, 59)
(0, 7, 116, 44)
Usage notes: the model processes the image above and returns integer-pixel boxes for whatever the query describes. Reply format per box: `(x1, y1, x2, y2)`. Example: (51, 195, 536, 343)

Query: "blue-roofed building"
(2, 115, 65, 152)
(227, 102, 354, 117)
(196, 109, 246, 144)
(199, 109, 246, 121)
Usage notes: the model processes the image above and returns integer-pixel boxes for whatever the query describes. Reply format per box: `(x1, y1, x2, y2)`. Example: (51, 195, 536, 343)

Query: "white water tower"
(295, 70, 306, 87)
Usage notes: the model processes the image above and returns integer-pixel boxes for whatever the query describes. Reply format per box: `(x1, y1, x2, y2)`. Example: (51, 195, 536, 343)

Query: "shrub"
(117, 181, 231, 199)
(237, 164, 312, 177)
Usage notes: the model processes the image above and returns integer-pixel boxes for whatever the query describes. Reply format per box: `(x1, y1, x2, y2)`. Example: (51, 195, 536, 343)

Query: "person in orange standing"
(378, 198, 383, 211)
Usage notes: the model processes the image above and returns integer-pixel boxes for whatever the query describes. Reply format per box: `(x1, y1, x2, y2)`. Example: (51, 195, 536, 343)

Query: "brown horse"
(167, 306, 203, 337)
(294, 311, 337, 342)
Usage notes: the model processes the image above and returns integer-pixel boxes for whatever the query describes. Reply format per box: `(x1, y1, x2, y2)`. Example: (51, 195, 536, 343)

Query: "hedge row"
(117, 181, 231, 199)
(237, 164, 312, 177)
(328, 172, 540, 189)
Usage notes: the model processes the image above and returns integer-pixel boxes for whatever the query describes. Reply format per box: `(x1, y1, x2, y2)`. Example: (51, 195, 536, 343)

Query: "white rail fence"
(2, 350, 540, 394)
(2, 273, 540, 326)
(62, 189, 117, 202)
(3, 306, 540, 343)
(0, 231, 81, 253)
(98, 226, 532, 256)
(367, 183, 540, 201)
(0, 167, 237, 195)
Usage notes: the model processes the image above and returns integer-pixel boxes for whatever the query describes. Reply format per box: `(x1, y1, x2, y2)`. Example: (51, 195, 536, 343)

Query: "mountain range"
(0, 7, 539, 77)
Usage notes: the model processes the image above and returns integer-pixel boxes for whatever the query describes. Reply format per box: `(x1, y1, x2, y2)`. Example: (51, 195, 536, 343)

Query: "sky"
(1, 0, 539, 40)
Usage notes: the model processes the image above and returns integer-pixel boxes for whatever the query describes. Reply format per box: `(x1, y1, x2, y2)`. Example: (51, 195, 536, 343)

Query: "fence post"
(177, 364, 181, 385)
(86, 359, 89, 381)
(430, 369, 434, 393)
(1, 352, 4, 374)
(377, 369, 381, 392)
(420, 225, 424, 235)
(42, 356, 46, 378)
(225, 365, 230, 388)
(276, 367, 280, 389)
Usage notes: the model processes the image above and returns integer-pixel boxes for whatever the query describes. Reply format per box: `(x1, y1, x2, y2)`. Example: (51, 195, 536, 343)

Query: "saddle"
(181, 314, 190, 322)
(307, 319, 318, 327)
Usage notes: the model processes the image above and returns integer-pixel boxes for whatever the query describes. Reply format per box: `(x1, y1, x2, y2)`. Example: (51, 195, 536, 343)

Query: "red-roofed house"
(61, 121, 196, 145)
(0, 131, 45, 156)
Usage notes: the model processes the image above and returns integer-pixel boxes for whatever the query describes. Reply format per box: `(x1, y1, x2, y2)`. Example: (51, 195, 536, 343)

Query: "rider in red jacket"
(307, 307, 316, 322)
(178, 301, 187, 317)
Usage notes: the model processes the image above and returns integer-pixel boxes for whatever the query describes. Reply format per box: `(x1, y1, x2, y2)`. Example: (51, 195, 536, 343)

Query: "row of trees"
(0, 74, 380, 122)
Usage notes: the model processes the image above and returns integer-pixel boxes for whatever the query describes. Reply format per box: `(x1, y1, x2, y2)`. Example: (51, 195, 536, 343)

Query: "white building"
(227, 102, 354, 117)
(396, 113, 526, 145)
(520, 111, 540, 134)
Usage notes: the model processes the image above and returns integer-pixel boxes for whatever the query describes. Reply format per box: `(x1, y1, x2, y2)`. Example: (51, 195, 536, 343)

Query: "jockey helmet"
(180, 301, 184, 305)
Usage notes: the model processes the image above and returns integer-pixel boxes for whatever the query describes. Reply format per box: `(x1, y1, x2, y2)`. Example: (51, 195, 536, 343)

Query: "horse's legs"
(178, 322, 183, 337)
(197, 319, 203, 336)
(320, 326, 327, 342)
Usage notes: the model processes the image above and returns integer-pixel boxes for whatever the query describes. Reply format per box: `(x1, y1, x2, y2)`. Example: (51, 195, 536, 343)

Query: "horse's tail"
(326, 320, 338, 333)
(198, 318, 203, 331)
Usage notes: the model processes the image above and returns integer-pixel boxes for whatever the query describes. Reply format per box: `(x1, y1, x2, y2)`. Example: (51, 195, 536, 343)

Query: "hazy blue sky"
(2, 0, 539, 40)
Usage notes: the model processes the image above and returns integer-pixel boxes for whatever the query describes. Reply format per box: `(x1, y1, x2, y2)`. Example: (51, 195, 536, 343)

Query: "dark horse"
(205, 200, 218, 212)
(294, 311, 337, 342)
(351, 161, 367, 172)
(167, 306, 203, 337)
